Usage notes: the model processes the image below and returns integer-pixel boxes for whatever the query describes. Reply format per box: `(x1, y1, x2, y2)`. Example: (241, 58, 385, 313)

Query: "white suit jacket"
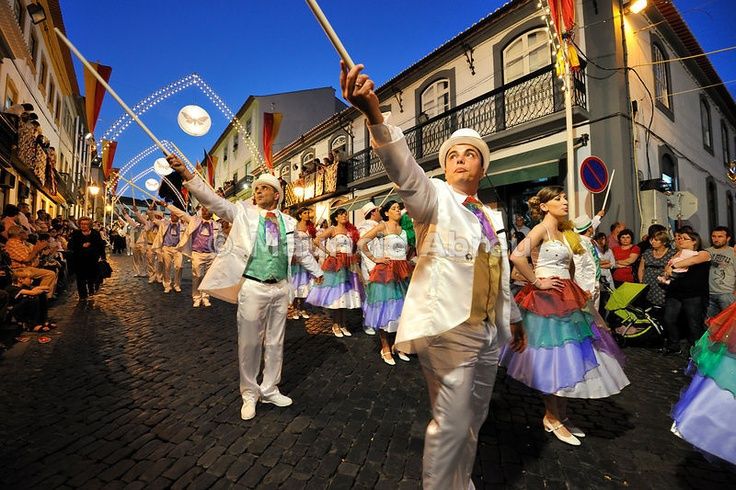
(152, 210, 187, 250)
(183, 176, 323, 304)
(371, 123, 521, 352)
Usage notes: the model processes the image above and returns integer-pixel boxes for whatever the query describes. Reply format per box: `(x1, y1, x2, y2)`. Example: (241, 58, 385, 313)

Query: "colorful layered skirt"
(290, 260, 313, 299)
(362, 260, 413, 332)
(671, 302, 736, 464)
(306, 253, 363, 309)
(500, 279, 630, 398)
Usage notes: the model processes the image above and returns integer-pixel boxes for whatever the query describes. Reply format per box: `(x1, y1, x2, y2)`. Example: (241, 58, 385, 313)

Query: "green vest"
(244, 214, 289, 281)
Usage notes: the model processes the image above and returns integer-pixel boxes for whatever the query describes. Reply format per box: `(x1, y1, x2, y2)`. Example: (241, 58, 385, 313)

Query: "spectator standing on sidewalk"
(705, 226, 736, 317)
(69, 217, 106, 301)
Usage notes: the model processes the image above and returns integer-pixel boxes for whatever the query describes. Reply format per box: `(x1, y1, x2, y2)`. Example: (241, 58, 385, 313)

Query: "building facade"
(0, 0, 91, 218)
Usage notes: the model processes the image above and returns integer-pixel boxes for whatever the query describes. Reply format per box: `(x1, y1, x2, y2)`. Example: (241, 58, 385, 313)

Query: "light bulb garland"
(539, 0, 570, 91)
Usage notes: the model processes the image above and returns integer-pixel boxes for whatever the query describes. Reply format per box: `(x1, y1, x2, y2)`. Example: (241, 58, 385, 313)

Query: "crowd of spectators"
(0, 202, 112, 354)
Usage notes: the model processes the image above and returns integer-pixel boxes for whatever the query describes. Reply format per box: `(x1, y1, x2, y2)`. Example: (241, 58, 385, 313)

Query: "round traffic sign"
(580, 156, 609, 194)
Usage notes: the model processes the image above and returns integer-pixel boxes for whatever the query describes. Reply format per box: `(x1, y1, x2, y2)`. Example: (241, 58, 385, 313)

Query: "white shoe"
(562, 418, 586, 438)
(396, 350, 410, 362)
(543, 417, 581, 446)
(202, 297, 211, 307)
(340, 327, 352, 337)
(289, 311, 300, 320)
(241, 399, 256, 420)
(260, 392, 292, 407)
(193, 299, 201, 308)
(363, 327, 376, 336)
(174, 286, 181, 293)
(331, 324, 343, 338)
(163, 287, 171, 294)
(300, 311, 310, 319)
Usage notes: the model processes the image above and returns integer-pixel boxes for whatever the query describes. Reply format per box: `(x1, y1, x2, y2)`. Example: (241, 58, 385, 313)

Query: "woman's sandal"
(31, 324, 50, 333)
(392, 346, 410, 362)
(543, 417, 581, 446)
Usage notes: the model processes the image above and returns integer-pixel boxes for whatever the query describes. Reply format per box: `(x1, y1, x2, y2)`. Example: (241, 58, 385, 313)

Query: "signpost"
(579, 156, 609, 194)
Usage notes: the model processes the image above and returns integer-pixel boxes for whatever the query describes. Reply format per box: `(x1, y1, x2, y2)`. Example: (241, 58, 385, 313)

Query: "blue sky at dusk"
(60, 0, 736, 196)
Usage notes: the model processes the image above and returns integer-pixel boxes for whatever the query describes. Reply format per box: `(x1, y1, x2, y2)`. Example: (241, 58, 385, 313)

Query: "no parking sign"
(579, 156, 609, 194)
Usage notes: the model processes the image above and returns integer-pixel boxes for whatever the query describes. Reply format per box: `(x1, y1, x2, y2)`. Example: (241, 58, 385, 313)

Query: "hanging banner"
(547, 0, 580, 74)
(263, 112, 283, 170)
(101, 140, 118, 180)
(83, 62, 112, 134)
(203, 150, 218, 187)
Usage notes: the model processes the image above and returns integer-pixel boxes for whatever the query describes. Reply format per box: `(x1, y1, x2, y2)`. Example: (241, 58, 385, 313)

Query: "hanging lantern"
(177, 104, 212, 137)
(145, 178, 160, 192)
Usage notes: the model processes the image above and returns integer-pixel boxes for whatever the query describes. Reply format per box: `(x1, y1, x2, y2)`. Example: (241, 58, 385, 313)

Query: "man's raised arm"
(166, 155, 238, 223)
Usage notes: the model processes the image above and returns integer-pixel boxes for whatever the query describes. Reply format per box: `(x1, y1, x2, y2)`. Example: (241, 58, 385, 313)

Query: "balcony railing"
(348, 63, 586, 183)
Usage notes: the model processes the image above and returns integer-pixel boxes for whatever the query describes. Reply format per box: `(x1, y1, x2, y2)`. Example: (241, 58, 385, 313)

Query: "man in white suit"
(166, 157, 324, 421)
(152, 202, 187, 293)
(174, 205, 220, 308)
(341, 62, 525, 490)
(121, 206, 147, 277)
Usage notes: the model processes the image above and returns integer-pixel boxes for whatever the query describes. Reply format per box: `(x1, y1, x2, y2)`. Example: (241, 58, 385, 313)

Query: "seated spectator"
(6, 271, 53, 332)
(611, 228, 640, 286)
(4, 225, 57, 298)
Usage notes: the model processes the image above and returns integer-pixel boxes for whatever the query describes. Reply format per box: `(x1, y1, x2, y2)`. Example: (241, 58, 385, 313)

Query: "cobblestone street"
(0, 255, 734, 489)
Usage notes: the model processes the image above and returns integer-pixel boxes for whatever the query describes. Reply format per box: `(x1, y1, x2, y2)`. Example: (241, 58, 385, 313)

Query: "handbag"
(98, 260, 113, 279)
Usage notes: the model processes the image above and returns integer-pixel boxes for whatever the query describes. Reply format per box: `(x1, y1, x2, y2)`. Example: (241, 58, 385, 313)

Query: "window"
(661, 153, 677, 191)
(4, 78, 18, 110)
(48, 78, 55, 107)
(420, 79, 450, 118)
(13, 0, 25, 32)
(721, 121, 730, 166)
(29, 31, 38, 61)
(503, 28, 550, 83)
(330, 134, 347, 161)
(652, 42, 673, 115)
(245, 118, 252, 135)
(706, 176, 718, 232)
(222, 146, 228, 162)
(700, 96, 712, 152)
(727, 191, 735, 233)
(54, 96, 61, 123)
(232, 134, 238, 154)
(38, 57, 47, 92)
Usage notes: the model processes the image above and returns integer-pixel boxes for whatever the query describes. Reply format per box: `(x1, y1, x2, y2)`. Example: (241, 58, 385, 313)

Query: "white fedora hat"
(359, 202, 378, 219)
(438, 128, 491, 170)
(253, 173, 283, 205)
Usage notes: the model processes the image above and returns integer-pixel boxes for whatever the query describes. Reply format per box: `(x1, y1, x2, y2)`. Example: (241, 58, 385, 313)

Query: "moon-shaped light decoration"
(153, 157, 174, 176)
(177, 104, 212, 136)
(145, 178, 160, 192)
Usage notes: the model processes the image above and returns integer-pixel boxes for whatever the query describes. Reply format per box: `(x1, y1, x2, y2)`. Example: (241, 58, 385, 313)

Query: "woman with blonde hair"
(500, 186, 629, 446)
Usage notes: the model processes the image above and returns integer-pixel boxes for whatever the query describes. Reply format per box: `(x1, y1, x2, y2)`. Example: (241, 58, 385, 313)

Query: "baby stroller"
(604, 282, 664, 344)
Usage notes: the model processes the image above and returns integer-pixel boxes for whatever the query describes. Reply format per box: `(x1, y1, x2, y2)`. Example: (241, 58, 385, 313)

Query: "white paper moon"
(145, 178, 160, 192)
(153, 157, 174, 176)
(177, 104, 211, 136)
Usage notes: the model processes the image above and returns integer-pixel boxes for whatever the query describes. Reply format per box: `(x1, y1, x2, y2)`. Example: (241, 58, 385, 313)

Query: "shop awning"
(485, 142, 564, 187)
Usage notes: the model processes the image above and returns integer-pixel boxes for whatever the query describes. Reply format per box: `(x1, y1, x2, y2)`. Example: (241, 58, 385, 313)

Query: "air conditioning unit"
(640, 189, 669, 232)
(0, 169, 16, 189)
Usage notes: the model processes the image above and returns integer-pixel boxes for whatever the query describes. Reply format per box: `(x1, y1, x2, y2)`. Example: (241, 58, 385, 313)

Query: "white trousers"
(160, 246, 183, 289)
(132, 243, 146, 276)
(191, 251, 216, 300)
(146, 247, 162, 281)
(125, 235, 135, 255)
(416, 321, 500, 490)
(237, 278, 290, 402)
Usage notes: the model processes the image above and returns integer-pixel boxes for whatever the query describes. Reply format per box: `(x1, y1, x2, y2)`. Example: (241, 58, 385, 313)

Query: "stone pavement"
(0, 255, 734, 489)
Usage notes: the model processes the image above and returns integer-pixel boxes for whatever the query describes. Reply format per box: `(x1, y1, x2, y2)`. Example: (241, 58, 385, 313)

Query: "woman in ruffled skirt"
(307, 208, 363, 337)
(671, 301, 736, 464)
(290, 207, 317, 320)
(357, 201, 414, 365)
(500, 186, 630, 446)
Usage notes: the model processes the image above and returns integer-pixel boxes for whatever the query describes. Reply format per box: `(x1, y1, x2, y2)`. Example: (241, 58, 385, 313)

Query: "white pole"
(53, 27, 170, 157)
(563, 54, 577, 219)
(601, 169, 616, 212)
(305, 0, 355, 69)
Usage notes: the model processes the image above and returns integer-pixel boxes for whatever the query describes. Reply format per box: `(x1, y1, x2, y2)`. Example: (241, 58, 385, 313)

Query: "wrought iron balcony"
(348, 63, 586, 183)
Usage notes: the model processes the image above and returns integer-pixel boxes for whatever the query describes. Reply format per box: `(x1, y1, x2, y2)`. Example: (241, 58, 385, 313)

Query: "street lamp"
(26, 3, 47, 25)
(627, 0, 647, 14)
(88, 183, 100, 219)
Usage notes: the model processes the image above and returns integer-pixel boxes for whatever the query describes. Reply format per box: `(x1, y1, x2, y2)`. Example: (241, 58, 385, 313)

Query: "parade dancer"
(341, 62, 523, 490)
(500, 187, 630, 446)
(167, 155, 323, 421)
(572, 214, 602, 309)
(290, 207, 317, 320)
(671, 300, 736, 465)
(132, 204, 163, 284)
(358, 200, 413, 365)
(175, 204, 220, 307)
(357, 202, 382, 335)
(121, 207, 146, 277)
(153, 201, 186, 293)
(306, 208, 363, 338)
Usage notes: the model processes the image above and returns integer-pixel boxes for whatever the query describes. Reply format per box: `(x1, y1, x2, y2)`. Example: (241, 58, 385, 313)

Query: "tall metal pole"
(564, 62, 577, 218)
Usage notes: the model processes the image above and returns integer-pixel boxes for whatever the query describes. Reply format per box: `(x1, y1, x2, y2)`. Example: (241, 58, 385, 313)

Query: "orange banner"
(203, 150, 218, 187)
(101, 140, 118, 180)
(83, 63, 112, 134)
(263, 112, 283, 170)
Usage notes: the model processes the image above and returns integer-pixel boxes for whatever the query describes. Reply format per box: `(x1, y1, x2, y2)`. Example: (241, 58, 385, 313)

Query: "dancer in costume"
(121, 206, 147, 277)
(357, 202, 382, 335)
(672, 300, 736, 464)
(167, 156, 323, 421)
(358, 200, 413, 365)
(500, 186, 630, 446)
(307, 208, 363, 338)
(342, 62, 523, 489)
(153, 200, 187, 293)
(290, 207, 317, 320)
(176, 205, 221, 308)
